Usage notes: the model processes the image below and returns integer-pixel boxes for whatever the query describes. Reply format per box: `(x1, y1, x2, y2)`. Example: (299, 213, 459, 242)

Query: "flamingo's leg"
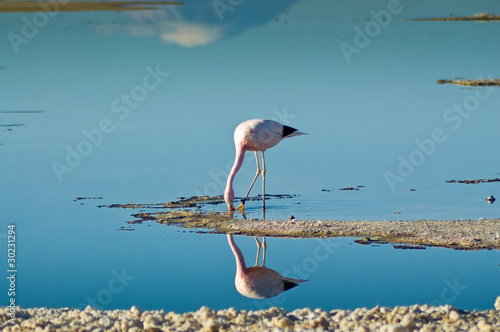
(237, 152, 261, 211)
(262, 237, 267, 266)
(261, 151, 266, 211)
(254, 237, 262, 266)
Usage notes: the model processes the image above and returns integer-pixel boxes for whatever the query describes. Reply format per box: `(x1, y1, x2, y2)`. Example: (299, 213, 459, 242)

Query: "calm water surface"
(1, 0, 499, 312)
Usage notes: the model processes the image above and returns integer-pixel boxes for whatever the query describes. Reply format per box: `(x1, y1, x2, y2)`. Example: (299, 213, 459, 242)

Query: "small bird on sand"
(227, 234, 306, 299)
(224, 119, 305, 212)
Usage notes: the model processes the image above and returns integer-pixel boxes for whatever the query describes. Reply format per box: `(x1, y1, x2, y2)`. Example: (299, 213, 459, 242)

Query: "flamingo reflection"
(227, 234, 306, 299)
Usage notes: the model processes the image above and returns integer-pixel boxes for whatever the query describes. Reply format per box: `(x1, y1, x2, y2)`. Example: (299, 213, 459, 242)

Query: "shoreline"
(129, 209, 500, 250)
(2, 303, 499, 331)
(103, 196, 500, 250)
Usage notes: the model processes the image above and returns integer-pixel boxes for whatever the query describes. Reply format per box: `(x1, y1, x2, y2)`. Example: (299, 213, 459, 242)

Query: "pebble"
(449, 309, 460, 322)
(1, 303, 499, 331)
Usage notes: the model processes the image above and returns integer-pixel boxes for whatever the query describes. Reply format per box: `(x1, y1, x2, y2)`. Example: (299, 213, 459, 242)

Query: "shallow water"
(1, 0, 499, 312)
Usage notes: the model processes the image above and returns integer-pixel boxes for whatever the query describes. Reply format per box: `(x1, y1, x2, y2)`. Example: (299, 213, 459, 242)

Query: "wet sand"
(2, 302, 499, 331)
(107, 196, 500, 250)
(134, 211, 500, 250)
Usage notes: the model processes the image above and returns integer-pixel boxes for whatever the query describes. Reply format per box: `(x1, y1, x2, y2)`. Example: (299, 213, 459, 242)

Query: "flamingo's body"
(227, 234, 306, 299)
(224, 119, 305, 212)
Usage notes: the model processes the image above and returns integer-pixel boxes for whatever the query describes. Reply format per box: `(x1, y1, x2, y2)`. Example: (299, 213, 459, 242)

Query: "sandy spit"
(436, 78, 500, 87)
(2, 303, 500, 332)
(105, 196, 500, 250)
(131, 210, 500, 250)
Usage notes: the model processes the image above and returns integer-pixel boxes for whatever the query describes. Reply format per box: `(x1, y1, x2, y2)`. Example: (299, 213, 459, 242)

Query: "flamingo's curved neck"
(226, 147, 246, 193)
(227, 234, 247, 274)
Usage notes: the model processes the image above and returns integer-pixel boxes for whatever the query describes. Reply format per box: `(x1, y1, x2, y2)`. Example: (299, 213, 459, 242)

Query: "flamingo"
(227, 234, 307, 299)
(224, 119, 305, 212)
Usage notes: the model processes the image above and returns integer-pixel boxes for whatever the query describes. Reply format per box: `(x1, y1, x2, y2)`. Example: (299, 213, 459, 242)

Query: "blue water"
(1, 0, 499, 312)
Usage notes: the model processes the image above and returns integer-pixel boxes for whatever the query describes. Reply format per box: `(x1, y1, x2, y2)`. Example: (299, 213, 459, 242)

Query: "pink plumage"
(224, 119, 305, 212)
(227, 234, 306, 299)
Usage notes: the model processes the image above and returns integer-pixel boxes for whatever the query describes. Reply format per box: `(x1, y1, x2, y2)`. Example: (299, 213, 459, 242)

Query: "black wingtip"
(283, 279, 300, 291)
(282, 125, 298, 137)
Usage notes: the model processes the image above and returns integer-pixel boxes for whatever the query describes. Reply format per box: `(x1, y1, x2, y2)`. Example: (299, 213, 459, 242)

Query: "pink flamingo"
(227, 234, 307, 299)
(224, 119, 305, 212)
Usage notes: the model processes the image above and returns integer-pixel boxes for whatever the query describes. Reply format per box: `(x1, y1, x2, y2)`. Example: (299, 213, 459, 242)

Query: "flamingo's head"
(224, 187, 234, 212)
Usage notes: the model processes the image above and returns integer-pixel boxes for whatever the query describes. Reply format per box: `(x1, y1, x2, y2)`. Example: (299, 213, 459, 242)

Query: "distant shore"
(437, 78, 500, 87)
(0, 1, 181, 13)
(2, 302, 499, 331)
(408, 13, 500, 22)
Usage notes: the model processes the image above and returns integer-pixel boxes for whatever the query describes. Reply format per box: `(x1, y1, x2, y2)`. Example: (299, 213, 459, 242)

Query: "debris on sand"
(107, 195, 225, 210)
(339, 186, 364, 191)
(73, 197, 103, 201)
(106, 194, 297, 210)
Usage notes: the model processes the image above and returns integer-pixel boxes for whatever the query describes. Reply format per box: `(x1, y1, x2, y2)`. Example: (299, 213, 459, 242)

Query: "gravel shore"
(2, 302, 499, 332)
(129, 210, 500, 250)
(105, 196, 500, 250)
